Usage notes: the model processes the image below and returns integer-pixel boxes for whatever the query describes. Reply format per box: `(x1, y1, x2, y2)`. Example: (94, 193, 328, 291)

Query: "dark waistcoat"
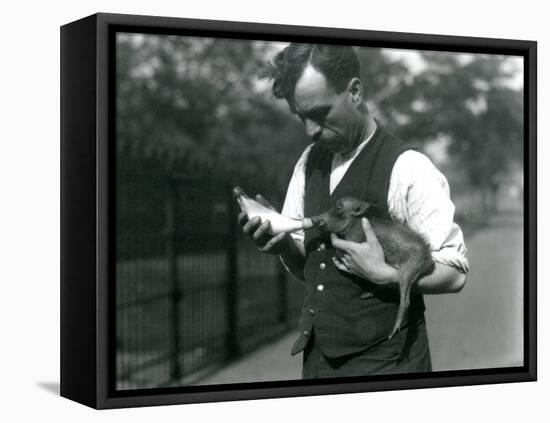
(291, 123, 426, 357)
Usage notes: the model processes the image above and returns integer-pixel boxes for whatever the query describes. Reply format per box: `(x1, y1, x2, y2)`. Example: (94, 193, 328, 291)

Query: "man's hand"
(237, 194, 290, 255)
(331, 217, 399, 287)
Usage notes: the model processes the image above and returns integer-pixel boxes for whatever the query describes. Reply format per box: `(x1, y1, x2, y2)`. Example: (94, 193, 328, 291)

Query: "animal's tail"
(388, 271, 413, 340)
(388, 254, 430, 340)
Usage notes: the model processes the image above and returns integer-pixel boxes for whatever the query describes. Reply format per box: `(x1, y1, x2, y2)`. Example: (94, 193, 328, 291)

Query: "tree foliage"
(117, 35, 523, 212)
(117, 35, 306, 203)
(358, 49, 523, 211)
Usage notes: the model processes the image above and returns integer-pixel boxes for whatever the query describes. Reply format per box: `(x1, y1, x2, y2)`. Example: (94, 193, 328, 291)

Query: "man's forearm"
(279, 236, 306, 281)
(279, 236, 467, 290)
(413, 262, 467, 294)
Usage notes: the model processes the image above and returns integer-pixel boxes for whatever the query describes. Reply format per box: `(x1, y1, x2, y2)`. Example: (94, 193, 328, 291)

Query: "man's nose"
(305, 119, 322, 141)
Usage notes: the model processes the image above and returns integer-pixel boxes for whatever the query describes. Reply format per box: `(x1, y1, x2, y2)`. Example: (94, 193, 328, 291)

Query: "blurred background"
(115, 33, 524, 389)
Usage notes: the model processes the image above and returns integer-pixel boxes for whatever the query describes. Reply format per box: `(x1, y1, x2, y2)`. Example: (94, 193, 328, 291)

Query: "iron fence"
(115, 153, 302, 389)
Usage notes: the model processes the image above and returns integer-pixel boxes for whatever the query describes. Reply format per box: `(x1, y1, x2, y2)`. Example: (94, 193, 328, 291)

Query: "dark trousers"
(302, 319, 432, 378)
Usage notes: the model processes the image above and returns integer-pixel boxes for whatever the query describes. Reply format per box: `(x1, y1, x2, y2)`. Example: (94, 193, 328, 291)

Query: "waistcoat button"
(319, 263, 326, 270)
(317, 284, 324, 292)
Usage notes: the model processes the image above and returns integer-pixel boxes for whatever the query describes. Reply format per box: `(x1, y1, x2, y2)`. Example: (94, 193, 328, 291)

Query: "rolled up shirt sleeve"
(281, 144, 313, 247)
(388, 150, 469, 274)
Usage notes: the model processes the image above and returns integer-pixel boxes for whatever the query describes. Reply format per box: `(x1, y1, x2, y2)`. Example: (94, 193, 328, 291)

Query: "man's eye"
(310, 109, 329, 123)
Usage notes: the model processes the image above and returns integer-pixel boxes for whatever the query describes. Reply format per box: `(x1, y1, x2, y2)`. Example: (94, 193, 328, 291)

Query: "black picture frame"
(60, 12, 537, 409)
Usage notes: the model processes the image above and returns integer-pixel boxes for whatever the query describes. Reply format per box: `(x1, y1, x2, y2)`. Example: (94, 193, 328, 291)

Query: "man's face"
(290, 65, 364, 154)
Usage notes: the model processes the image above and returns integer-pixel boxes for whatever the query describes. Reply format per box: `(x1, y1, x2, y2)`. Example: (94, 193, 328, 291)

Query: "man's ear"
(351, 201, 370, 217)
(347, 77, 363, 106)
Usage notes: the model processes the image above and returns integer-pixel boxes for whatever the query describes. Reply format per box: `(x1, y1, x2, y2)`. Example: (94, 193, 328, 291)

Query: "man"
(238, 43, 469, 378)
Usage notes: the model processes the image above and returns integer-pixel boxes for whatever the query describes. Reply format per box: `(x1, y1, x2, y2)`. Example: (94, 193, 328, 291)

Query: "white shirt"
(281, 132, 469, 274)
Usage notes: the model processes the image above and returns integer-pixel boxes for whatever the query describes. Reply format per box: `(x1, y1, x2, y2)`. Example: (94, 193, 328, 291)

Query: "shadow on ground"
(36, 382, 60, 396)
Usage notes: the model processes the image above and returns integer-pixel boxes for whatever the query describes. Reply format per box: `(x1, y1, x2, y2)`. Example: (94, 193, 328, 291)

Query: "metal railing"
(115, 158, 302, 389)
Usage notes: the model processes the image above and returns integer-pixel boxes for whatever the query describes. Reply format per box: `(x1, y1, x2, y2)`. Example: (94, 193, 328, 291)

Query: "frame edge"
(60, 13, 99, 409)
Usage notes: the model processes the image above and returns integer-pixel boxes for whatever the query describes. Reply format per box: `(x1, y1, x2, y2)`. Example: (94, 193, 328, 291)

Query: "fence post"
(166, 178, 182, 381)
(226, 186, 240, 359)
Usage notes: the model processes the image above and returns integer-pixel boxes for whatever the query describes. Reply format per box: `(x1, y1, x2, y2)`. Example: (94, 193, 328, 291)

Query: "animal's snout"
(317, 221, 330, 233)
(310, 214, 329, 231)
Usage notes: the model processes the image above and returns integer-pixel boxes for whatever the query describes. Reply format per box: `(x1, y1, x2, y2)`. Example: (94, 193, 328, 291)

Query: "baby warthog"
(310, 197, 435, 339)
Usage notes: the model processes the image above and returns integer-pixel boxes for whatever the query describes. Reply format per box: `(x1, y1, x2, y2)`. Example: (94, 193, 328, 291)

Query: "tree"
(117, 37, 524, 215)
(363, 50, 523, 214)
(116, 35, 308, 201)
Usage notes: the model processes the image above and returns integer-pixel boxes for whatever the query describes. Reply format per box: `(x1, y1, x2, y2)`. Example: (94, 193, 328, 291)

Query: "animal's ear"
(351, 201, 370, 217)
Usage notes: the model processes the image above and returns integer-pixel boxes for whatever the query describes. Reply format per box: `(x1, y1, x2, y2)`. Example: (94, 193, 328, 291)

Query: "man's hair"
(260, 43, 360, 102)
